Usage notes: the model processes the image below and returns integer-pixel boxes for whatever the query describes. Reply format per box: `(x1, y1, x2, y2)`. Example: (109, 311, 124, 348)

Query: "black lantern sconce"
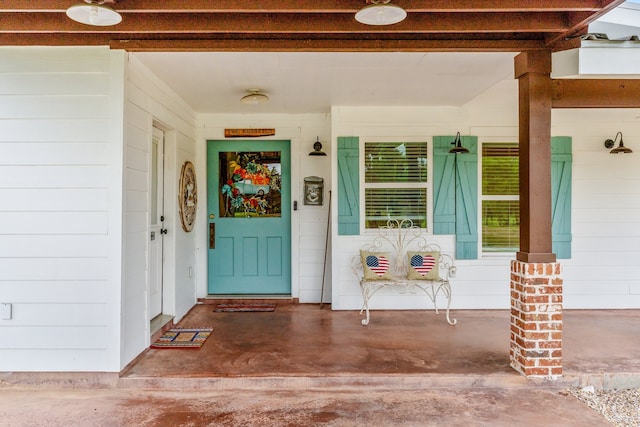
(449, 132, 470, 154)
(604, 132, 633, 154)
(309, 136, 327, 156)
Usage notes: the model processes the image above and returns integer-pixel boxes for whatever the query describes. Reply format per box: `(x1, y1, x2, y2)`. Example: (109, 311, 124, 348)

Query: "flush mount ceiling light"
(66, 0, 122, 27)
(240, 89, 269, 105)
(604, 131, 633, 154)
(355, 0, 407, 26)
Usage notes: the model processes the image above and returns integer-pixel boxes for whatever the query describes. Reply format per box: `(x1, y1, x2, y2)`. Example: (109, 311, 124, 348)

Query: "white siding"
(0, 47, 124, 371)
(121, 55, 197, 369)
(553, 108, 640, 309)
(121, 93, 151, 368)
(330, 80, 640, 311)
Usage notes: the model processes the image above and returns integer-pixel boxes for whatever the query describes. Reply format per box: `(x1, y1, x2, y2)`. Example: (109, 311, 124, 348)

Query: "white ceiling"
(133, 52, 517, 114)
(131, 4, 638, 115)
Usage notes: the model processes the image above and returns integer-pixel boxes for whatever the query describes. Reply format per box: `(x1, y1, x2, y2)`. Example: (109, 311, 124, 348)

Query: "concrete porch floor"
(123, 303, 640, 389)
(2, 304, 639, 426)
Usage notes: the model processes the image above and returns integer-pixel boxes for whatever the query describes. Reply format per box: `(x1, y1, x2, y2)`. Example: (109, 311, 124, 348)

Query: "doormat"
(214, 303, 277, 312)
(151, 327, 213, 349)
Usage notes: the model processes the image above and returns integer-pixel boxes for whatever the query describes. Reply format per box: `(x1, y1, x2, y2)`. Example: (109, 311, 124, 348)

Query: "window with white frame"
(481, 142, 519, 253)
(364, 141, 429, 229)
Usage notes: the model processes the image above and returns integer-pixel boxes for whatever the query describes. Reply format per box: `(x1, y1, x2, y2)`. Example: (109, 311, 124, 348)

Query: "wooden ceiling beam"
(0, 0, 613, 13)
(1, 12, 572, 34)
(552, 79, 640, 108)
(109, 38, 546, 52)
(0, 33, 546, 52)
(0, 33, 115, 46)
(545, 0, 626, 45)
(0, 0, 622, 51)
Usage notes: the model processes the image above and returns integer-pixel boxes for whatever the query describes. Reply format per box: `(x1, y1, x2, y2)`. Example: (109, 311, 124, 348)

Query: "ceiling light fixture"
(604, 132, 633, 154)
(240, 89, 269, 105)
(66, 0, 122, 27)
(355, 0, 407, 26)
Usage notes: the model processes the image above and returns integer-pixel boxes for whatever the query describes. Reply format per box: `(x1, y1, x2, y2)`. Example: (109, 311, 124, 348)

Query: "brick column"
(510, 260, 563, 378)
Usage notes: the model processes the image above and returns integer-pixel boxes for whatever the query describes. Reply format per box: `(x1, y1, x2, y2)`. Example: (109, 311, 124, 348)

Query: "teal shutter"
(454, 137, 478, 259)
(337, 136, 360, 235)
(551, 137, 572, 259)
(433, 137, 456, 234)
(433, 136, 478, 259)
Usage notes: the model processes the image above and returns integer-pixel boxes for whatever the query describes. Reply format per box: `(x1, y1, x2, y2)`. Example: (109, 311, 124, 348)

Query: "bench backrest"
(352, 219, 456, 281)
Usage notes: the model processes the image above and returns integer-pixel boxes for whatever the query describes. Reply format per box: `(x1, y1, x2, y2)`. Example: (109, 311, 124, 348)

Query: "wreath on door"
(179, 161, 197, 232)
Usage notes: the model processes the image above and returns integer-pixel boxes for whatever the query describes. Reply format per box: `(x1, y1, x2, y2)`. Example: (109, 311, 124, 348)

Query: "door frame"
(147, 120, 177, 325)
(149, 126, 166, 319)
(206, 139, 292, 295)
(195, 128, 302, 300)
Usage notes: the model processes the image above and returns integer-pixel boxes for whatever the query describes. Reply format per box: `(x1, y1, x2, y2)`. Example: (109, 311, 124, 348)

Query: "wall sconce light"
(449, 132, 470, 154)
(66, 0, 122, 26)
(309, 136, 327, 156)
(604, 132, 633, 154)
(355, 0, 407, 26)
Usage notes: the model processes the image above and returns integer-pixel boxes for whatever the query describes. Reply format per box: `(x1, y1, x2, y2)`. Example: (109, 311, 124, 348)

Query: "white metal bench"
(351, 219, 457, 326)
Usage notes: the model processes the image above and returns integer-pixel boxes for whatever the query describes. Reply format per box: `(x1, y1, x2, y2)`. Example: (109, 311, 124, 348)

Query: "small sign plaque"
(224, 128, 275, 138)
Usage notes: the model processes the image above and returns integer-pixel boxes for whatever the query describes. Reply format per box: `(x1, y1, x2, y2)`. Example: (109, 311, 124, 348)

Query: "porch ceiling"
(0, 0, 631, 114)
(0, 0, 625, 52)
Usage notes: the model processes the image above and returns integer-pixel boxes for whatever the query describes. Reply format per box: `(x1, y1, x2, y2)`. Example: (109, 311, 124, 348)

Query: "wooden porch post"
(514, 50, 555, 264)
(510, 51, 563, 378)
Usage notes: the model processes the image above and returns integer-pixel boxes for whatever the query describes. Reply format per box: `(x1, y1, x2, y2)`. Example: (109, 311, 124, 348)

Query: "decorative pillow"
(407, 251, 440, 280)
(360, 250, 393, 281)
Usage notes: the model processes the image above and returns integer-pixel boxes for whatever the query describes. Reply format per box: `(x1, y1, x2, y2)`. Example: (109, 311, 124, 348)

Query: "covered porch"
(1, 1, 639, 379)
(121, 303, 640, 390)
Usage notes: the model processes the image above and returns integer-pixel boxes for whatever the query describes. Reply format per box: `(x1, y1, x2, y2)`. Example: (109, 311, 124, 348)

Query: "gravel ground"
(570, 387, 640, 427)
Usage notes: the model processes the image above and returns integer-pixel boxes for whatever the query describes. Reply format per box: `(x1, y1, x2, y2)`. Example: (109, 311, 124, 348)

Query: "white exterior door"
(149, 126, 165, 320)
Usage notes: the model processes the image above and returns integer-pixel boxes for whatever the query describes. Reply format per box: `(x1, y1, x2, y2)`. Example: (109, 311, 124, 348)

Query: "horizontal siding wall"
(553, 108, 640, 308)
(331, 81, 640, 311)
(122, 54, 197, 369)
(122, 88, 151, 368)
(174, 132, 198, 317)
(0, 47, 124, 371)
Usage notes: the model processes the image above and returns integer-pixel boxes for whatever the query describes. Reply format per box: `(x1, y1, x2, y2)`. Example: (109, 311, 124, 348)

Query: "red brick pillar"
(510, 260, 563, 378)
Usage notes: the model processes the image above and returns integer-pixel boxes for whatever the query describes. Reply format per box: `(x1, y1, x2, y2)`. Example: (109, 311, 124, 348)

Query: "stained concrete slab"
(2, 305, 639, 426)
(121, 304, 640, 390)
(124, 305, 515, 379)
(0, 387, 609, 426)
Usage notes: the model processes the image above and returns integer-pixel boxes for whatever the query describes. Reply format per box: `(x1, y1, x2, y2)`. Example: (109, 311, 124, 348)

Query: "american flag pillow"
(407, 251, 440, 280)
(360, 250, 393, 280)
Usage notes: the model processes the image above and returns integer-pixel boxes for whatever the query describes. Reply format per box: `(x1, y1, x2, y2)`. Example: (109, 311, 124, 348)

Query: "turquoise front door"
(207, 140, 291, 294)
